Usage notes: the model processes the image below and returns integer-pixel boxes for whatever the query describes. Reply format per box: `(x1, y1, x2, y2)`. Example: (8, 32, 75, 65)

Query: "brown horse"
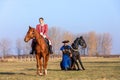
(24, 26, 49, 75)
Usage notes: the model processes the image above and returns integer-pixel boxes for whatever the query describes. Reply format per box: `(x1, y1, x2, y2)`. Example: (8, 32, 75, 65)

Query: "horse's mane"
(31, 27, 43, 39)
(74, 38, 79, 43)
(71, 37, 80, 49)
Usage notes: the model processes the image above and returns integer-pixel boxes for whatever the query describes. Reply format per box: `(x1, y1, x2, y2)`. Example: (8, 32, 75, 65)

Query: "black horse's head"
(79, 36, 87, 48)
(71, 36, 87, 49)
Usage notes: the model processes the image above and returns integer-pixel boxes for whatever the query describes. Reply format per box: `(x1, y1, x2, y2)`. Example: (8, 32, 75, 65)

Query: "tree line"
(0, 27, 112, 57)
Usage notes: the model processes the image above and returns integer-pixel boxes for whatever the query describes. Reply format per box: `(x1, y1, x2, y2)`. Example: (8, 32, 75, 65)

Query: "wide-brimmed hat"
(62, 40, 69, 43)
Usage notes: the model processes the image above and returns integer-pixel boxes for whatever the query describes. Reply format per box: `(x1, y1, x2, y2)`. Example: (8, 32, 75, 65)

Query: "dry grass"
(0, 57, 120, 80)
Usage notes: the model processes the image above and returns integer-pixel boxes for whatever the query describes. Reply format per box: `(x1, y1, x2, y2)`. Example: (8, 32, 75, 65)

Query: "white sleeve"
(40, 33, 43, 36)
(43, 35, 46, 38)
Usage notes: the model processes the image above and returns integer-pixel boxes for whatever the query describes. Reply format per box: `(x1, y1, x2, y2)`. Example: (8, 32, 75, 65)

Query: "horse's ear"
(29, 26, 32, 29)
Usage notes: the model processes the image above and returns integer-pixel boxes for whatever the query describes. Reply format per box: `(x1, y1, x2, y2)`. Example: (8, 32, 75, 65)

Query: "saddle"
(44, 38, 53, 54)
(31, 38, 53, 54)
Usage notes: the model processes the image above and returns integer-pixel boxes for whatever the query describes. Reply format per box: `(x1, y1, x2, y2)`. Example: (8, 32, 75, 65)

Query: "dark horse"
(71, 36, 87, 70)
(24, 26, 49, 75)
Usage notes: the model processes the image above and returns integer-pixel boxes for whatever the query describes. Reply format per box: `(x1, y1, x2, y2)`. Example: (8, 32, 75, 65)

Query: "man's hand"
(70, 53, 72, 57)
(40, 33, 43, 36)
(43, 35, 46, 38)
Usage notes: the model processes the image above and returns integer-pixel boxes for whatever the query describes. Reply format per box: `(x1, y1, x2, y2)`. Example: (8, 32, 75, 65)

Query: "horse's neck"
(74, 40, 79, 47)
(34, 31, 44, 45)
(73, 40, 79, 49)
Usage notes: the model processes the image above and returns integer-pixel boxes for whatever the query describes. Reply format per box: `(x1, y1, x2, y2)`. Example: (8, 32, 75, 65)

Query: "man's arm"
(43, 24, 48, 35)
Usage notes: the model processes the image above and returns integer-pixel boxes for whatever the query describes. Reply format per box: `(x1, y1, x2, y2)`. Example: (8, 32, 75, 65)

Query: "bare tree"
(16, 38, 23, 56)
(87, 32, 97, 56)
(49, 27, 75, 54)
(96, 34, 103, 55)
(49, 27, 63, 54)
(22, 40, 31, 55)
(0, 38, 12, 58)
(62, 31, 74, 44)
(102, 33, 112, 55)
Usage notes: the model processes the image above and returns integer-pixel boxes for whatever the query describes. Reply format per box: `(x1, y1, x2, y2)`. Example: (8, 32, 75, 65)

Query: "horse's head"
(72, 36, 87, 49)
(78, 36, 87, 48)
(24, 26, 35, 42)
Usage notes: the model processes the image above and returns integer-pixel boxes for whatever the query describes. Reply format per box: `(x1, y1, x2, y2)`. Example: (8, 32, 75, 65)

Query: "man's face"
(64, 43, 67, 46)
(39, 19, 44, 24)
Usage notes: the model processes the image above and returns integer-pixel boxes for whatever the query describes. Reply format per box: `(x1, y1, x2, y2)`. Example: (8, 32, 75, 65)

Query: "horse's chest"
(72, 51, 79, 56)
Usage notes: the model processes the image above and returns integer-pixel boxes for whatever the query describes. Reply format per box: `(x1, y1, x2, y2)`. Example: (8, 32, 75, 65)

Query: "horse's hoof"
(44, 69, 47, 75)
(83, 69, 85, 70)
(39, 73, 43, 76)
(77, 69, 81, 71)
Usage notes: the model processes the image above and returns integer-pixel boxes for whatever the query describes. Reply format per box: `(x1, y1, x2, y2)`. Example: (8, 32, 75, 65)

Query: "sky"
(0, 0, 120, 54)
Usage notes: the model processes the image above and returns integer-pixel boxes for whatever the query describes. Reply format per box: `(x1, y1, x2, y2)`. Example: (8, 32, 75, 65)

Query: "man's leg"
(48, 39, 53, 54)
(30, 47, 35, 54)
(30, 39, 36, 54)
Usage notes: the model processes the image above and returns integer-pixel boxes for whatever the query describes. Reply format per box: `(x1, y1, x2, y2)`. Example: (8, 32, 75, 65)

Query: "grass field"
(0, 57, 120, 80)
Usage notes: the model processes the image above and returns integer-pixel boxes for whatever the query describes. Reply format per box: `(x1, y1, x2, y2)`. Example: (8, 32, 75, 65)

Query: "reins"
(71, 46, 79, 52)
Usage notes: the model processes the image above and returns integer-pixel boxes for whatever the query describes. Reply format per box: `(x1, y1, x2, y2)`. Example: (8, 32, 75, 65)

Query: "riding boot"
(49, 45, 53, 54)
(30, 47, 35, 54)
(30, 49, 34, 54)
(30, 39, 36, 54)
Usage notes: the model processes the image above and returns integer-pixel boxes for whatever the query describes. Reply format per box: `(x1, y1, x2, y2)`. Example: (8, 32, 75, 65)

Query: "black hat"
(62, 40, 69, 43)
(80, 36, 83, 39)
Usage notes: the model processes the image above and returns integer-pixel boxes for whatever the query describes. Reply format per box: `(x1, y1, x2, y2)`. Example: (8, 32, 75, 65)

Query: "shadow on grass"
(0, 72, 26, 75)
(0, 72, 37, 76)
(25, 68, 61, 71)
(25, 68, 36, 71)
(25, 68, 84, 72)
(47, 69, 84, 72)
(84, 61, 120, 63)
(48, 69, 61, 71)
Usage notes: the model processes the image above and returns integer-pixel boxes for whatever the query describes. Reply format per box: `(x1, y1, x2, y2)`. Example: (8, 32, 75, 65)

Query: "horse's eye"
(32, 31, 34, 34)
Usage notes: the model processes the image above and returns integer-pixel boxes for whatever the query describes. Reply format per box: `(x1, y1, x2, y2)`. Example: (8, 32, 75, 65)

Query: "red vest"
(36, 24, 48, 38)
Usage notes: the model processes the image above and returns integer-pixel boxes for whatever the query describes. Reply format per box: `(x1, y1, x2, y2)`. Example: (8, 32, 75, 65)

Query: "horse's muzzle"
(24, 38, 28, 42)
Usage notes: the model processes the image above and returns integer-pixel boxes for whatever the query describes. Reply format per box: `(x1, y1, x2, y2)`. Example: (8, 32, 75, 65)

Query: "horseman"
(30, 17, 53, 54)
(60, 40, 72, 70)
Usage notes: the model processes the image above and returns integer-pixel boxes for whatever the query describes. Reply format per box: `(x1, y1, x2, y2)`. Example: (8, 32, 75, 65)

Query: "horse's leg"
(35, 54, 40, 75)
(78, 55, 85, 70)
(72, 56, 80, 70)
(39, 56, 43, 76)
(71, 57, 76, 70)
(43, 54, 49, 75)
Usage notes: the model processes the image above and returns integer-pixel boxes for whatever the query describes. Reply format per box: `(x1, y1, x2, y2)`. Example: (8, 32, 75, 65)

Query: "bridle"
(71, 46, 79, 51)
